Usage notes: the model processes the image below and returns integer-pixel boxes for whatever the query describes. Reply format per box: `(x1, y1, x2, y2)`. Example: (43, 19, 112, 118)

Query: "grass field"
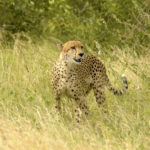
(0, 39, 150, 150)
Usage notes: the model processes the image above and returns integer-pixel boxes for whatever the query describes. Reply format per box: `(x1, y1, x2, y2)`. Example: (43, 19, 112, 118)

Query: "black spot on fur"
(85, 112, 88, 115)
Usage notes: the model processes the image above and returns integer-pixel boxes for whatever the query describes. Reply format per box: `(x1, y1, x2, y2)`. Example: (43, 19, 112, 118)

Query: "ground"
(0, 39, 149, 150)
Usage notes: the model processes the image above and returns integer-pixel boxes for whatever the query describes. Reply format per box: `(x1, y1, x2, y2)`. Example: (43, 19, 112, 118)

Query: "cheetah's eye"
(71, 46, 76, 50)
(81, 46, 84, 49)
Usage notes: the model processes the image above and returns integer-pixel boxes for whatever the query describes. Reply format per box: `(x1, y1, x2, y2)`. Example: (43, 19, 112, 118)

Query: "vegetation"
(0, 0, 150, 54)
(0, 0, 150, 150)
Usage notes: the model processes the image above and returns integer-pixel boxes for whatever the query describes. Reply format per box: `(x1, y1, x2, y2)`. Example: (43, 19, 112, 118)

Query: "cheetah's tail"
(108, 75, 128, 96)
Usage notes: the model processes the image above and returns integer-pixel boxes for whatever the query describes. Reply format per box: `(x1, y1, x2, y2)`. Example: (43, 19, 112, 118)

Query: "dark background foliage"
(0, 0, 150, 54)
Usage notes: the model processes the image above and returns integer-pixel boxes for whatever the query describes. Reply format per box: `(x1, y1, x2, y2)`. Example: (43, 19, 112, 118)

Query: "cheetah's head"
(57, 41, 84, 64)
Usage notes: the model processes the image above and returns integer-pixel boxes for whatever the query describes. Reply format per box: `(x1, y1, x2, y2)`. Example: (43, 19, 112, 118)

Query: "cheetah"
(51, 41, 128, 122)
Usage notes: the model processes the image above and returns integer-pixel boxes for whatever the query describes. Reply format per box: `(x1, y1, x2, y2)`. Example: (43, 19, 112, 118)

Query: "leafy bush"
(0, 0, 150, 54)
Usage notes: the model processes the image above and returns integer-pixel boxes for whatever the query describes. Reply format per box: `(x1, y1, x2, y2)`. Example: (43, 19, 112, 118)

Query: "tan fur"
(51, 41, 128, 122)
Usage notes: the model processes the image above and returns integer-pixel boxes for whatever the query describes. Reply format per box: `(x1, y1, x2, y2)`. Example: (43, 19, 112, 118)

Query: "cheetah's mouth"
(74, 58, 82, 63)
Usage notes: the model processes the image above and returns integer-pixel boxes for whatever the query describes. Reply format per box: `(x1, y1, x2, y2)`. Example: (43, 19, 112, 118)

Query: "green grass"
(0, 39, 150, 150)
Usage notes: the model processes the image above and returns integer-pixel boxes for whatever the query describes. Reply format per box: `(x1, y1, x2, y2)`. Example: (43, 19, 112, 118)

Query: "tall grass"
(0, 38, 149, 150)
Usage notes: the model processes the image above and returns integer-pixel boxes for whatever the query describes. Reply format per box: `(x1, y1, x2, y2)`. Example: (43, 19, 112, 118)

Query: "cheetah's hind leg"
(93, 85, 108, 112)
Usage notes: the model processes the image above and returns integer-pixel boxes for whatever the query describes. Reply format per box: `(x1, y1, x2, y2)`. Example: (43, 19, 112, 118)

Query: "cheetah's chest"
(56, 64, 91, 97)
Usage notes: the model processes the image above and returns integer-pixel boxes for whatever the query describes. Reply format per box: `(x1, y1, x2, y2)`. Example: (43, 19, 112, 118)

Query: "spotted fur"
(51, 41, 128, 122)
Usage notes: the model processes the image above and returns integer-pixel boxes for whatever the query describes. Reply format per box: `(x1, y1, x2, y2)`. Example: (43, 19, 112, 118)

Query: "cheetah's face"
(58, 41, 84, 64)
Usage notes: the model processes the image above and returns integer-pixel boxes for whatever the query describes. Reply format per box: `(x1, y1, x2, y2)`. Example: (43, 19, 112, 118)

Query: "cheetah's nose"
(79, 53, 84, 57)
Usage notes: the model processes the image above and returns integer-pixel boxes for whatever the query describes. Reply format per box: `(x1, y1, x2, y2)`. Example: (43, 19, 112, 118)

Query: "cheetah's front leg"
(55, 95, 62, 113)
(74, 98, 89, 123)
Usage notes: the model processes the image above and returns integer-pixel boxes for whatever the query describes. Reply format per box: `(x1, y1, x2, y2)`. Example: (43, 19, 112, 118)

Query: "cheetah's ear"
(57, 44, 63, 51)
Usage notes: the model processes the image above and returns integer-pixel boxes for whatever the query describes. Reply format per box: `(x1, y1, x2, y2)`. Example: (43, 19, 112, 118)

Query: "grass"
(0, 38, 150, 150)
